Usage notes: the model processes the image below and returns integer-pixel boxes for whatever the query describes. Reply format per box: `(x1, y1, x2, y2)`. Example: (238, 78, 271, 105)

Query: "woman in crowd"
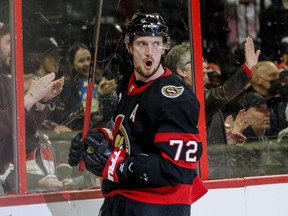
(51, 42, 118, 130)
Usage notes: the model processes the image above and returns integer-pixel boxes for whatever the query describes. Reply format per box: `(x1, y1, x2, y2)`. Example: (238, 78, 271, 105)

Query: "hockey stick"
(79, 0, 103, 171)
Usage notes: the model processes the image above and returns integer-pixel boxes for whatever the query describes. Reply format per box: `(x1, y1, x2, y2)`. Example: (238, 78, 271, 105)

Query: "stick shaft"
(79, 0, 103, 171)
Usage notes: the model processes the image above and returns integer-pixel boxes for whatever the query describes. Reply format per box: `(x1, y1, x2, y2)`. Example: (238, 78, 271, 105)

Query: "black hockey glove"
(129, 153, 160, 182)
(68, 132, 84, 166)
(82, 130, 130, 182)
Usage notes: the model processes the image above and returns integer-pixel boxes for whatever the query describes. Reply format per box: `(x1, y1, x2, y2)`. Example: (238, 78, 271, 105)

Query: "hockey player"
(68, 12, 207, 216)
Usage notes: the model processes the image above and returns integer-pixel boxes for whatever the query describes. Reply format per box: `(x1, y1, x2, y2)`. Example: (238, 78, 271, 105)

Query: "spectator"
(206, 63, 222, 89)
(225, 60, 288, 177)
(247, 61, 288, 136)
(259, 0, 288, 61)
(228, 91, 285, 177)
(50, 42, 118, 130)
(276, 37, 288, 70)
(164, 37, 260, 178)
(239, 92, 271, 139)
(26, 37, 62, 78)
(249, 60, 280, 97)
(0, 22, 65, 193)
(24, 38, 102, 190)
(24, 37, 72, 134)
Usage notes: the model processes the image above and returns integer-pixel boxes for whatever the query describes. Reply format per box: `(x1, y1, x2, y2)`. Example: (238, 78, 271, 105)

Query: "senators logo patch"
(161, 85, 184, 98)
(113, 115, 130, 154)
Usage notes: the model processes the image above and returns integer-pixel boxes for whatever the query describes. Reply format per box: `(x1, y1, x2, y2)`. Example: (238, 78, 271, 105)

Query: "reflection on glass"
(20, 0, 192, 192)
(0, 20, 15, 195)
(202, 0, 288, 179)
(4, 0, 287, 192)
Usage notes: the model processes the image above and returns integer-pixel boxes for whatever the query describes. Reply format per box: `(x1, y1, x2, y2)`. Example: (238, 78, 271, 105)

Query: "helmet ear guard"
(163, 36, 170, 50)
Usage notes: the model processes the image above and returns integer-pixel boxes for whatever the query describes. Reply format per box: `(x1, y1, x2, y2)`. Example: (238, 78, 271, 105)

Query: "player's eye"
(153, 42, 161, 47)
(136, 41, 147, 47)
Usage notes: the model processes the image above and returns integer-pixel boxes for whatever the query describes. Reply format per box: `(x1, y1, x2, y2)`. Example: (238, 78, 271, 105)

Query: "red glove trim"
(97, 128, 113, 143)
(242, 64, 253, 78)
(102, 148, 126, 182)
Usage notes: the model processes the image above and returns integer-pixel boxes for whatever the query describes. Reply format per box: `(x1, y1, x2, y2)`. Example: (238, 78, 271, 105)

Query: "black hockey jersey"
(102, 67, 207, 204)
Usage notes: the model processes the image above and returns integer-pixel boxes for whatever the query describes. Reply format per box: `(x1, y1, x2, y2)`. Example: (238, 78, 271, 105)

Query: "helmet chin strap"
(134, 63, 162, 80)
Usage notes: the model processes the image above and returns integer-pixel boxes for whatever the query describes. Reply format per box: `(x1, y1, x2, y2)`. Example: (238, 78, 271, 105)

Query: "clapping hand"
(97, 77, 117, 96)
(24, 73, 64, 111)
(225, 109, 247, 145)
(42, 76, 64, 102)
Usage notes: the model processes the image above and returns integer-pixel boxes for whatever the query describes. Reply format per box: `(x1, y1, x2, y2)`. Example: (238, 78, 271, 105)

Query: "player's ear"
(126, 44, 132, 54)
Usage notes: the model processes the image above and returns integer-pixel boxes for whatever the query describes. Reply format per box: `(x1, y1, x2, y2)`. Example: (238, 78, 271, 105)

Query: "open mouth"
(145, 60, 152, 67)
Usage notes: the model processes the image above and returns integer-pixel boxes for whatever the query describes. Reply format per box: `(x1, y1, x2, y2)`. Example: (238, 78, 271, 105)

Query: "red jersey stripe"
(161, 151, 199, 169)
(154, 132, 202, 143)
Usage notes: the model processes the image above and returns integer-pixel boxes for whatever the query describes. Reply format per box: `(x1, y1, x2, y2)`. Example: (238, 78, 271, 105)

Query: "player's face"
(73, 48, 91, 79)
(0, 33, 11, 69)
(130, 36, 165, 80)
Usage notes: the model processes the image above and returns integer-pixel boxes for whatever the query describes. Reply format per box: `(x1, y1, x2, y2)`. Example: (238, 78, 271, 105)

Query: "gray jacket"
(205, 65, 251, 178)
